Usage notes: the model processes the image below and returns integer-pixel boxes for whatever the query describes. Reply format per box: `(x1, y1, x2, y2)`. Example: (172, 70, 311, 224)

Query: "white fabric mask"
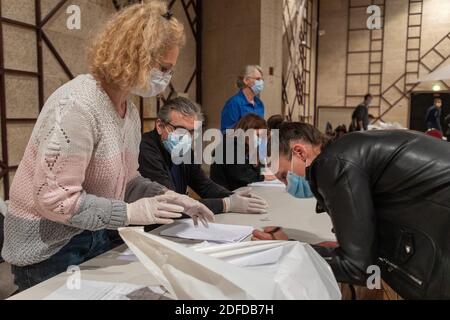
(131, 68, 172, 98)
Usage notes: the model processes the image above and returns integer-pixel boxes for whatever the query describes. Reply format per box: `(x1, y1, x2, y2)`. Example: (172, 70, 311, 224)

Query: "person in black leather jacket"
(253, 122, 450, 299)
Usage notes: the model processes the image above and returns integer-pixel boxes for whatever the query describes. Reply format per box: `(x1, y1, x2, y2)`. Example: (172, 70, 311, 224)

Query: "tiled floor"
(0, 262, 17, 300)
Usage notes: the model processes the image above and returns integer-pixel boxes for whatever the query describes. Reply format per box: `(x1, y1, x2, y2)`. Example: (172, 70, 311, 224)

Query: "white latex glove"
(165, 191, 215, 227)
(126, 195, 184, 225)
(224, 188, 269, 214)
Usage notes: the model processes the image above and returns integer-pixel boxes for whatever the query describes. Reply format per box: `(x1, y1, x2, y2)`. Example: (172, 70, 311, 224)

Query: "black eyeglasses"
(165, 122, 195, 136)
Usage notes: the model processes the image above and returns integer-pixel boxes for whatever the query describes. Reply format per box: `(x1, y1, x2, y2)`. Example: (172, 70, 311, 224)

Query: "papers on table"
(44, 280, 169, 300)
(119, 228, 342, 300)
(248, 179, 285, 188)
(117, 248, 138, 262)
(225, 246, 284, 267)
(197, 243, 285, 268)
(160, 220, 254, 243)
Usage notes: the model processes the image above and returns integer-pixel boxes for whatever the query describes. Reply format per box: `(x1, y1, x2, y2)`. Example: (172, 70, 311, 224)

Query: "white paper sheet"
(160, 220, 254, 243)
(117, 248, 138, 262)
(248, 180, 286, 188)
(44, 280, 166, 300)
(225, 246, 284, 267)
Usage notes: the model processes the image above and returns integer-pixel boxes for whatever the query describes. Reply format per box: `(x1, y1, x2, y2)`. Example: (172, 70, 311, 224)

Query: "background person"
(445, 113, 450, 141)
(425, 98, 443, 133)
(220, 65, 265, 133)
(267, 114, 285, 131)
(211, 114, 269, 191)
(350, 94, 372, 132)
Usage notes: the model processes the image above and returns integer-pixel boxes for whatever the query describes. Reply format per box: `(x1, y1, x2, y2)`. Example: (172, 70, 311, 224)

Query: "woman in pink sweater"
(2, 2, 214, 292)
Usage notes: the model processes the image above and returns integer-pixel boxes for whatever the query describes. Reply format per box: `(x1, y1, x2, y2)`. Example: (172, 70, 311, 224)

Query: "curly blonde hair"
(89, 1, 185, 91)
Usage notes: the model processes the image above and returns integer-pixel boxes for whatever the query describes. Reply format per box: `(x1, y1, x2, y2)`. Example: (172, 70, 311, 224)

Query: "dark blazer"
(307, 130, 450, 299)
(139, 130, 232, 214)
(210, 134, 264, 191)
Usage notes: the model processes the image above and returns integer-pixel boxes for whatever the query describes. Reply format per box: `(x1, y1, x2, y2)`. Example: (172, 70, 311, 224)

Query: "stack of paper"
(117, 248, 138, 262)
(248, 180, 285, 188)
(160, 220, 253, 243)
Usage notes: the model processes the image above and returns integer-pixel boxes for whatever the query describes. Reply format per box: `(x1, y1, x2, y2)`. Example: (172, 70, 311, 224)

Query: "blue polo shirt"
(220, 90, 265, 133)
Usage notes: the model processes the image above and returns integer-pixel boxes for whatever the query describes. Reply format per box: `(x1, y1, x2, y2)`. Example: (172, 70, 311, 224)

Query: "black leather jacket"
(307, 130, 450, 299)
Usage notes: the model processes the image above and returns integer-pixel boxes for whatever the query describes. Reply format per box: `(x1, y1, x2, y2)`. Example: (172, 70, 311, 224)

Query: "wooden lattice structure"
(0, 0, 202, 198)
(282, 0, 316, 123)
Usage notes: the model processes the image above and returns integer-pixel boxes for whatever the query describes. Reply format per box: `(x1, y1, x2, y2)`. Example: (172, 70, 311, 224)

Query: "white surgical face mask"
(131, 68, 172, 98)
(251, 79, 264, 96)
(163, 131, 193, 156)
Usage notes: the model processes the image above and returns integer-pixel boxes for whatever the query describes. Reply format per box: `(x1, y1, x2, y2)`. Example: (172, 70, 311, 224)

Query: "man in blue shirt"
(425, 98, 443, 132)
(221, 65, 265, 133)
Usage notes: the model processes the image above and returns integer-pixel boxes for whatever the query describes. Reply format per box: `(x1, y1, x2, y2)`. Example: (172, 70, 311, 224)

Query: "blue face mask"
(286, 172, 314, 198)
(286, 155, 314, 199)
(163, 131, 192, 156)
(251, 79, 264, 96)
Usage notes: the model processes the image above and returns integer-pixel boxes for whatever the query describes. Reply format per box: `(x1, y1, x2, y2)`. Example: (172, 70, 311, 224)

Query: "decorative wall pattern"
(0, 0, 201, 198)
(282, 0, 317, 123)
(316, 0, 450, 131)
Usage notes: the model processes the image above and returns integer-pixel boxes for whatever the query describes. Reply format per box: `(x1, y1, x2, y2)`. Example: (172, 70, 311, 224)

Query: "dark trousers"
(11, 230, 110, 292)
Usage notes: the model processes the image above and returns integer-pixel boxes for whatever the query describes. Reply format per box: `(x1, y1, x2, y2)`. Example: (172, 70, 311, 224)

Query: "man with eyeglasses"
(220, 65, 265, 133)
(139, 97, 269, 215)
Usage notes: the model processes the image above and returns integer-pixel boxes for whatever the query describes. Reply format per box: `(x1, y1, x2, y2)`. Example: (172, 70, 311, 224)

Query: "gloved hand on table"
(165, 191, 215, 227)
(224, 188, 269, 214)
(126, 194, 184, 225)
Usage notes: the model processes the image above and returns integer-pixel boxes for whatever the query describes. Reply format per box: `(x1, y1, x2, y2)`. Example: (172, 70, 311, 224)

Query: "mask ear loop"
(291, 147, 307, 175)
(290, 150, 295, 173)
(163, 122, 175, 141)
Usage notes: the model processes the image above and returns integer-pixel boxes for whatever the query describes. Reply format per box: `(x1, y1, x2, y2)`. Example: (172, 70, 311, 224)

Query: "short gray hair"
(236, 65, 263, 89)
(158, 96, 204, 123)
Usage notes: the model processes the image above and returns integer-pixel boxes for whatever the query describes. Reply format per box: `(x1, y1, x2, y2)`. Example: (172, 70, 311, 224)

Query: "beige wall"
(202, 0, 261, 129)
(202, 0, 284, 129)
(260, 0, 283, 119)
(141, 0, 199, 133)
(316, 0, 347, 109)
(201, 0, 316, 127)
(316, 0, 450, 130)
(0, 0, 117, 198)
(0, 0, 199, 198)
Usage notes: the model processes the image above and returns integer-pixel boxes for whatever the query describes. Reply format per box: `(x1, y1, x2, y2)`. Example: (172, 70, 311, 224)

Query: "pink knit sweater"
(2, 74, 167, 266)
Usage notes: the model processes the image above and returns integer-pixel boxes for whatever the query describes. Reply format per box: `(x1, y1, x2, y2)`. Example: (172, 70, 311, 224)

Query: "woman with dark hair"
(253, 122, 450, 299)
(210, 114, 268, 191)
(267, 114, 285, 130)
